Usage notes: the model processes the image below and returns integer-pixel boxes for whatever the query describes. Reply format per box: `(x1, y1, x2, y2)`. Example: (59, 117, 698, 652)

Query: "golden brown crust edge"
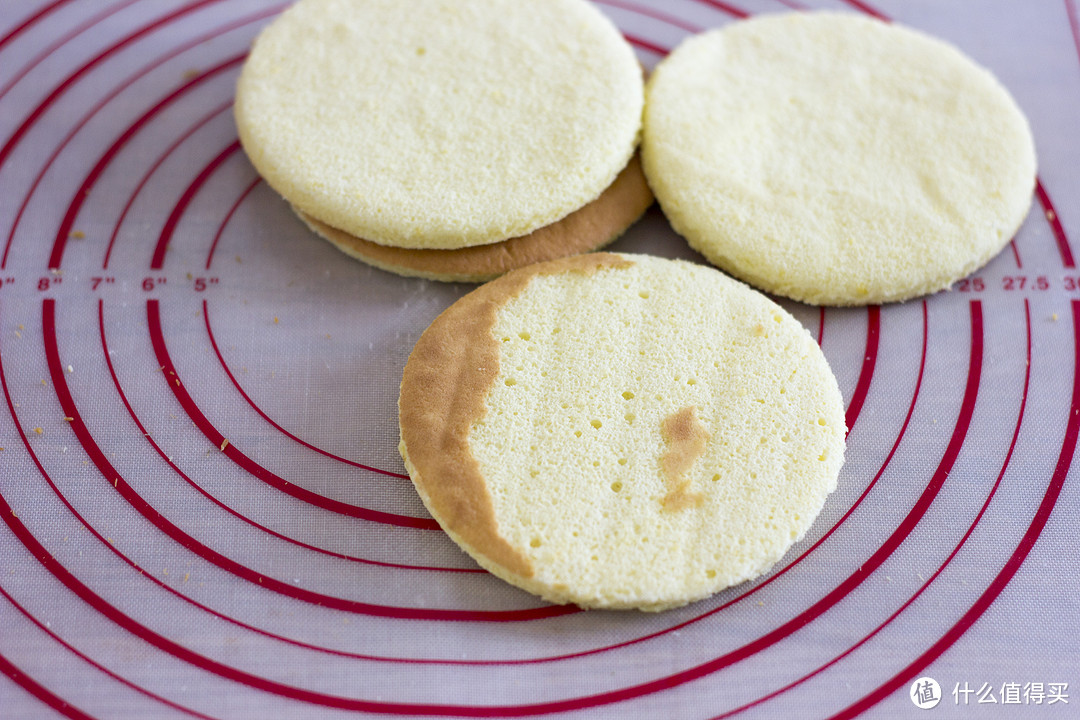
(398, 253, 635, 579)
(298, 154, 653, 282)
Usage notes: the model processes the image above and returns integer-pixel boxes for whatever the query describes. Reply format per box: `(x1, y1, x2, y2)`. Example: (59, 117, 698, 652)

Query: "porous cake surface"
(642, 12, 1036, 305)
(296, 155, 654, 283)
(235, 0, 644, 250)
(399, 253, 846, 610)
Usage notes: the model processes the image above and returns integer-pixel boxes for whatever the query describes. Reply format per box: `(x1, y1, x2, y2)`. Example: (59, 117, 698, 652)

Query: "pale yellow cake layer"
(236, 0, 643, 250)
(399, 253, 845, 611)
(296, 154, 654, 282)
(643, 12, 1036, 305)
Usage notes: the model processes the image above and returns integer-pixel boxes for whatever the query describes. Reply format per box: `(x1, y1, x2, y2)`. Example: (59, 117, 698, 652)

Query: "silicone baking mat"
(2, 0, 1078, 717)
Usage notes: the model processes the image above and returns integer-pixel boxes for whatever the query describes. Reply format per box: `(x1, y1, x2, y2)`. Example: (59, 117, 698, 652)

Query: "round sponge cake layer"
(399, 253, 846, 610)
(295, 154, 654, 283)
(236, 0, 644, 250)
(642, 12, 1036, 305)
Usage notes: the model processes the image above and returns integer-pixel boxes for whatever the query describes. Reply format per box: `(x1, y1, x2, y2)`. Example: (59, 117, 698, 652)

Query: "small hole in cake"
(622, 391, 634, 400)
(818, 418, 827, 426)
(574, 430, 582, 438)
(711, 474, 720, 482)
(611, 481, 623, 492)
(625, 413, 635, 424)
(819, 454, 826, 461)
(706, 569, 716, 579)
(591, 419, 602, 429)
(618, 458, 628, 466)
(504, 378, 516, 386)
(639, 290, 650, 299)
(687, 378, 697, 385)
(519, 331, 531, 341)
(530, 538, 542, 548)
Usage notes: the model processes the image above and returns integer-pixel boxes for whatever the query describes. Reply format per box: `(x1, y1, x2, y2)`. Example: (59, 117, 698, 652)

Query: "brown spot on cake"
(659, 406, 710, 511)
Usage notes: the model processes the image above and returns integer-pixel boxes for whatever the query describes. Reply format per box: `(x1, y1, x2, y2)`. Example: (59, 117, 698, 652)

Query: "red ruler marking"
(1066, 0, 1080, 74)
(694, 0, 751, 20)
(0, 0, 73, 53)
(0, 0, 224, 173)
(830, 299, 1078, 719)
(714, 299, 1032, 718)
(596, 0, 703, 33)
(1035, 179, 1075, 268)
(4, 3, 283, 271)
(838, 0, 890, 21)
(149, 141, 241, 270)
(106, 101, 234, 270)
(0, 481, 577, 714)
(0, 0, 141, 103)
(42, 54, 245, 271)
(0, 651, 98, 720)
(100, 300, 469, 572)
(0, 582, 217, 720)
(623, 32, 670, 56)
(146, 299, 436, 527)
(435, 301, 974, 716)
(40, 297, 559, 620)
(202, 299, 410, 477)
(204, 177, 260, 271)
(845, 306, 880, 435)
(495, 302, 925, 667)
(0, 296, 948, 715)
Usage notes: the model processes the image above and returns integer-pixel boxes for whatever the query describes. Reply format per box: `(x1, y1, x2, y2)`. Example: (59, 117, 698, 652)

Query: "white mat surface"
(1, 1, 1078, 717)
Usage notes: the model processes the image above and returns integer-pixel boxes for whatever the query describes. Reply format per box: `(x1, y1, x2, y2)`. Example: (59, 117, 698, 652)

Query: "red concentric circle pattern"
(2, 1, 1079, 718)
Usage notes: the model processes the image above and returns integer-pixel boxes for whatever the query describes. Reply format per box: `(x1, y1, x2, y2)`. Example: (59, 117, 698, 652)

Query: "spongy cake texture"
(236, 0, 644, 250)
(296, 154, 654, 282)
(642, 12, 1036, 305)
(399, 253, 846, 611)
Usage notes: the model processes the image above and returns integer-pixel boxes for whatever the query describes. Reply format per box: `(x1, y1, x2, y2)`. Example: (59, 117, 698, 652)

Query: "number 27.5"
(1002, 276, 1049, 291)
